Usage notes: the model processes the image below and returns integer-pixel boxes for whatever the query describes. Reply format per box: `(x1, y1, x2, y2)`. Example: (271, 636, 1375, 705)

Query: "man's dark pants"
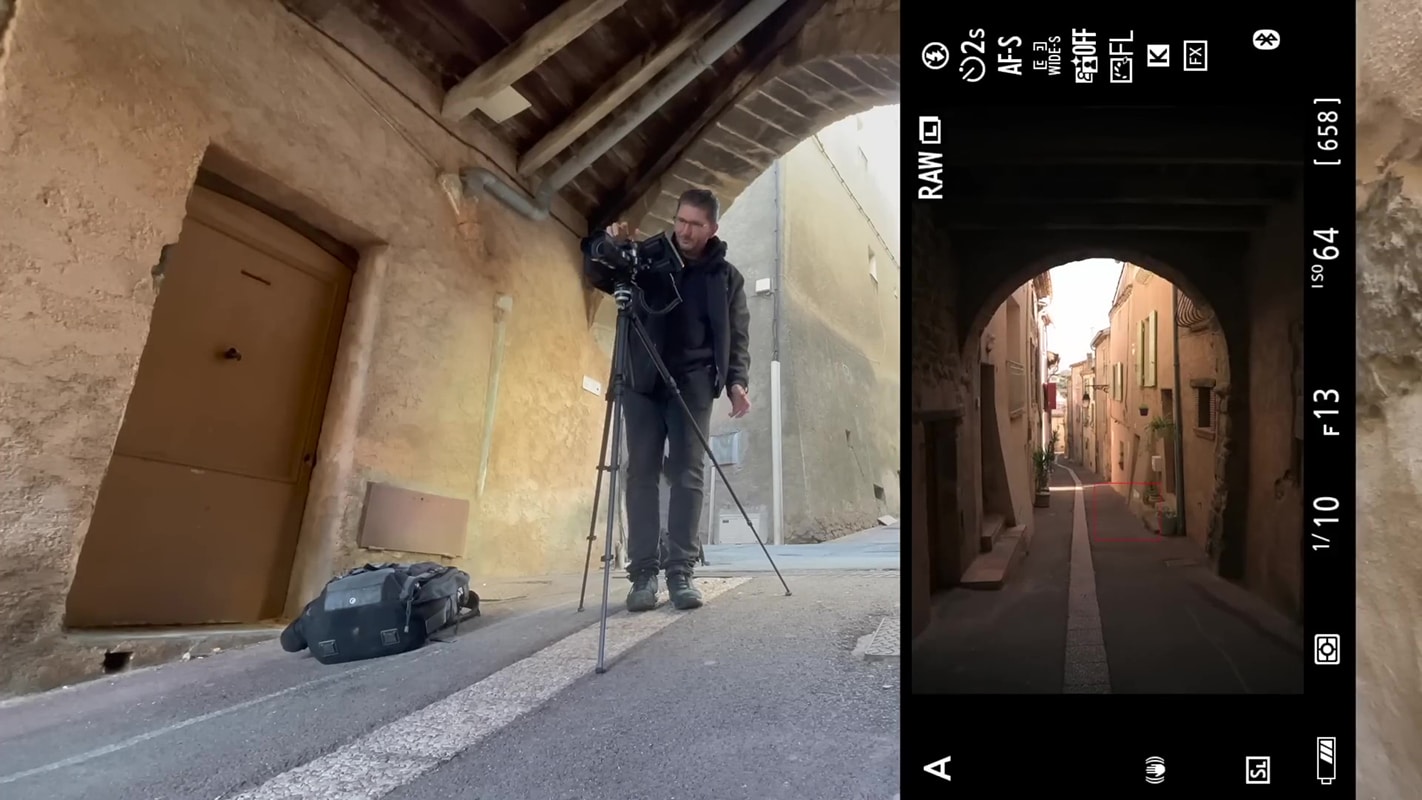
(622, 381, 713, 580)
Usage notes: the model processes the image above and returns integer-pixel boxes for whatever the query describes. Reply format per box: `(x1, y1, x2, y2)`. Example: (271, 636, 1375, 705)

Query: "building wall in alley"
(1067, 360, 1089, 463)
(1175, 294, 1230, 555)
(1105, 267, 1178, 498)
(1356, 0, 1422, 787)
(1102, 265, 1230, 549)
(1089, 329, 1111, 476)
(1050, 373, 1067, 454)
(0, 0, 614, 694)
(704, 112, 901, 545)
(979, 278, 1049, 531)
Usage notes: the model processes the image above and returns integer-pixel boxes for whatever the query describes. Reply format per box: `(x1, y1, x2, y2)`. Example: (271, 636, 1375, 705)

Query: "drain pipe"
(770, 159, 786, 547)
(477, 294, 515, 497)
(460, 0, 792, 221)
(1171, 286, 1186, 537)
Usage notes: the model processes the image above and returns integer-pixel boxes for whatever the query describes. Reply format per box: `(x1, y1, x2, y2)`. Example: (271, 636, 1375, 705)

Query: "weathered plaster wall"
(1105, 269, 1179, 509)
(700, 162, 780, 543)
(1355, 1, 1422, 791)
(703, 120, 901, 545)
(1091, 339, 1110, 475)
(0, 0, 12, 59)
(1176, 319, 1228, 554)
(910, 206, 979, 640)
(0, 0, 607, 695)
(781, 122, 901, 542)
(1241, 202, 1304, 619)
(980, 289, 1032, 528)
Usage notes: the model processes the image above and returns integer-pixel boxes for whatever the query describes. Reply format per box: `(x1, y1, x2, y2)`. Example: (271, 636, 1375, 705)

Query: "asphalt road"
(913, 466, 1303, 694)
(0, 535, 900, 800)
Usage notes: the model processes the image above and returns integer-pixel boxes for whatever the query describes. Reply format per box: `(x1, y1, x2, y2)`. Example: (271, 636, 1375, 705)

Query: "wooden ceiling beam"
(440, 0, 631, 121)
(518, 1, 734, 176)
(595, 0, 828, 228)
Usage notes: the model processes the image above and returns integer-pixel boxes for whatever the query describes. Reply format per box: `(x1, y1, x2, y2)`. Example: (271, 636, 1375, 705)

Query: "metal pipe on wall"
(1171, 285, 1186, 536)
(477, 294, 515, 497)
(770, 159, 787, 547)
(459, 0, 793, 222)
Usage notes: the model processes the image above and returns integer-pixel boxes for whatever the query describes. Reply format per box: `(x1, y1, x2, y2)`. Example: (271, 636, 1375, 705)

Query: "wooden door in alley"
(923, 416, 961, 592)
(66, 185, 351, 627)
(1160, 388, 1177, 493)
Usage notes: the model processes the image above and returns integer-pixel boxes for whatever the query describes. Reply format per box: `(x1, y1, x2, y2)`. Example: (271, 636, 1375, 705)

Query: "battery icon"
(1317, 737, 1336, 784)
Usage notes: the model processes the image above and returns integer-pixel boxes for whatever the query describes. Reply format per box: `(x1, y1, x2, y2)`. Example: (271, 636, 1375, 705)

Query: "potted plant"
(1146, 415, 1175, 444)
(1033, 443, 1054, 507)
(1138, 403, 1150, 417)
(1160, 505, 1180, 536)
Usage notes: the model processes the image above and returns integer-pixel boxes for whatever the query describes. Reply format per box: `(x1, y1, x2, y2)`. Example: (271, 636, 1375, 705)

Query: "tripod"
(577, 282, 792, 674)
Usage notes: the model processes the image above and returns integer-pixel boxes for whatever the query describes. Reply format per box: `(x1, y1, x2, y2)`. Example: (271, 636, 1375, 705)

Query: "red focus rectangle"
(1085, 482, 1165, 542)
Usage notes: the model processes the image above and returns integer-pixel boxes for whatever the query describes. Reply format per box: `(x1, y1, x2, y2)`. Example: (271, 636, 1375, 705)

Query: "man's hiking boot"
(626, 573, 659, 612)
(666, 573, 703, 610)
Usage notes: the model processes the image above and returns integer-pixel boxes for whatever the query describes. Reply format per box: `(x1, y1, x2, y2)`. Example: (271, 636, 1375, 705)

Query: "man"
(584, 188, 751, 612)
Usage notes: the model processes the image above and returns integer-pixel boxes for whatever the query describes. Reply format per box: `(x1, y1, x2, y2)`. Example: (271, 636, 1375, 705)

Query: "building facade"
(1066, 359, 1090, 463)
(1097, 265, 1231, 556)
(1088, 328, 1112, 476)
(1050, 372, 1068, 455)
(698, 112, 902, 546)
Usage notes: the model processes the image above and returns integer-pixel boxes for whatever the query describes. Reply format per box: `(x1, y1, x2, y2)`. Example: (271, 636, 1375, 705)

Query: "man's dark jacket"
(583, 235, 750, 403)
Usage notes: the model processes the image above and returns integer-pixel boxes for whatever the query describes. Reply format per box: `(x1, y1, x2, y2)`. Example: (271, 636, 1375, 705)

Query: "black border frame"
(903, 9, 1355, 796)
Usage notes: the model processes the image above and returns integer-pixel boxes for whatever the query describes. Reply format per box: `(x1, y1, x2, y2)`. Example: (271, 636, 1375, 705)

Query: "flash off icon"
(919, 116, 941, 145)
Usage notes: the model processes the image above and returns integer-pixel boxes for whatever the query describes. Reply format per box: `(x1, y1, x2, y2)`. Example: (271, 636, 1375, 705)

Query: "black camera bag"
(279, 562, 478, 665)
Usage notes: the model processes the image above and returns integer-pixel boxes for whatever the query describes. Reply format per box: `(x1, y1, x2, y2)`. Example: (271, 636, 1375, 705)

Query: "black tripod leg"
(626, 316, 792, 597)
(595, 305, 634, 674)
(577, 367, 618, 612)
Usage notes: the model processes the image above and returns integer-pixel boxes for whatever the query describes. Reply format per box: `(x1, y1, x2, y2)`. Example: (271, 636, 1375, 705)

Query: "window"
(1195, 387, 1215, 429)
(1111, 362, 1124, 401)
(1138, 311, 1158, 387)
(710, 431, 742, 465)
(869, 249, 878, 283)
(1007, 360, 1027, 416)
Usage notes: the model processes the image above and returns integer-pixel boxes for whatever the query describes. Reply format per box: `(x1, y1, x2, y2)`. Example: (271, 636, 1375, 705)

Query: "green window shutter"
(1146, 310, 1158, 388)
(1136, 321, 1144, 387)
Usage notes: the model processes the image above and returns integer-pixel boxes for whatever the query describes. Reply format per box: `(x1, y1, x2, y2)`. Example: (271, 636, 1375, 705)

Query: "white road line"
(225, 577, 751, 800)
(1058, 467, 1112, 694)
(0, 658, 405, 786)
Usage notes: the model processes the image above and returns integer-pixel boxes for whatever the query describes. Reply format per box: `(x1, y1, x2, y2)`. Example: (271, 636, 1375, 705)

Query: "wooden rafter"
(518, 1, 734, 176)
(440, 0, 632, 121)
(594, 0, 828, 227)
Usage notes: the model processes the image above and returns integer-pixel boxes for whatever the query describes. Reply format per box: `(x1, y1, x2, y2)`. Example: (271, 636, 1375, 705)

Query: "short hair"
(676, 188, 720, 223)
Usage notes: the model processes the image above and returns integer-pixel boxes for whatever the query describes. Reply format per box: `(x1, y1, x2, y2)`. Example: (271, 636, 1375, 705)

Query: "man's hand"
(604, 221, 644, 242)
(728, 385, 751, 418)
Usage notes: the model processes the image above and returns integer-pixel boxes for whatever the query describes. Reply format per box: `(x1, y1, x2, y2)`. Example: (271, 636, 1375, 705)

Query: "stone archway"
(615, 0, 900, 232)
(591, 1, 900, 339)
(962, 251, 1238, 573)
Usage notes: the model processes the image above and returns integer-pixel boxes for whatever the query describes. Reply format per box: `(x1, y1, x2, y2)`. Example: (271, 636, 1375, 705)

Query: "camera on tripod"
(582, 229, 684, 284)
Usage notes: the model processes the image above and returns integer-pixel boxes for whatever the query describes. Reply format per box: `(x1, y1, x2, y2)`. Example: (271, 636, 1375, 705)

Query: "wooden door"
(66, 186, 351, 626)
(923, 418, 961, 592)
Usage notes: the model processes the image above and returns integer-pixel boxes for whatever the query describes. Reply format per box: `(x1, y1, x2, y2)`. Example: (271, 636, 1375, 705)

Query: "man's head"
(673, 189, 719, 259)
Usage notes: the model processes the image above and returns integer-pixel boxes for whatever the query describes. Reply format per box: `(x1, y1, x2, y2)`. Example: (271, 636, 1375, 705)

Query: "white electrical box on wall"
(755, 278, 772, 295)
(582, 376, 602, 396)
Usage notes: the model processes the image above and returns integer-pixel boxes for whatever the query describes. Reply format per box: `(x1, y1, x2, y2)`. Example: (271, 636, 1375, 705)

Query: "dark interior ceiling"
(935, 105, 1303, 238)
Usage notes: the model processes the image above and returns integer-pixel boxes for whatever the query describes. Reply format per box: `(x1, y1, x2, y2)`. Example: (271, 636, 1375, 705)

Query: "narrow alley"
(912, 463, 1303, 695)
(0, 530, 900, 800)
